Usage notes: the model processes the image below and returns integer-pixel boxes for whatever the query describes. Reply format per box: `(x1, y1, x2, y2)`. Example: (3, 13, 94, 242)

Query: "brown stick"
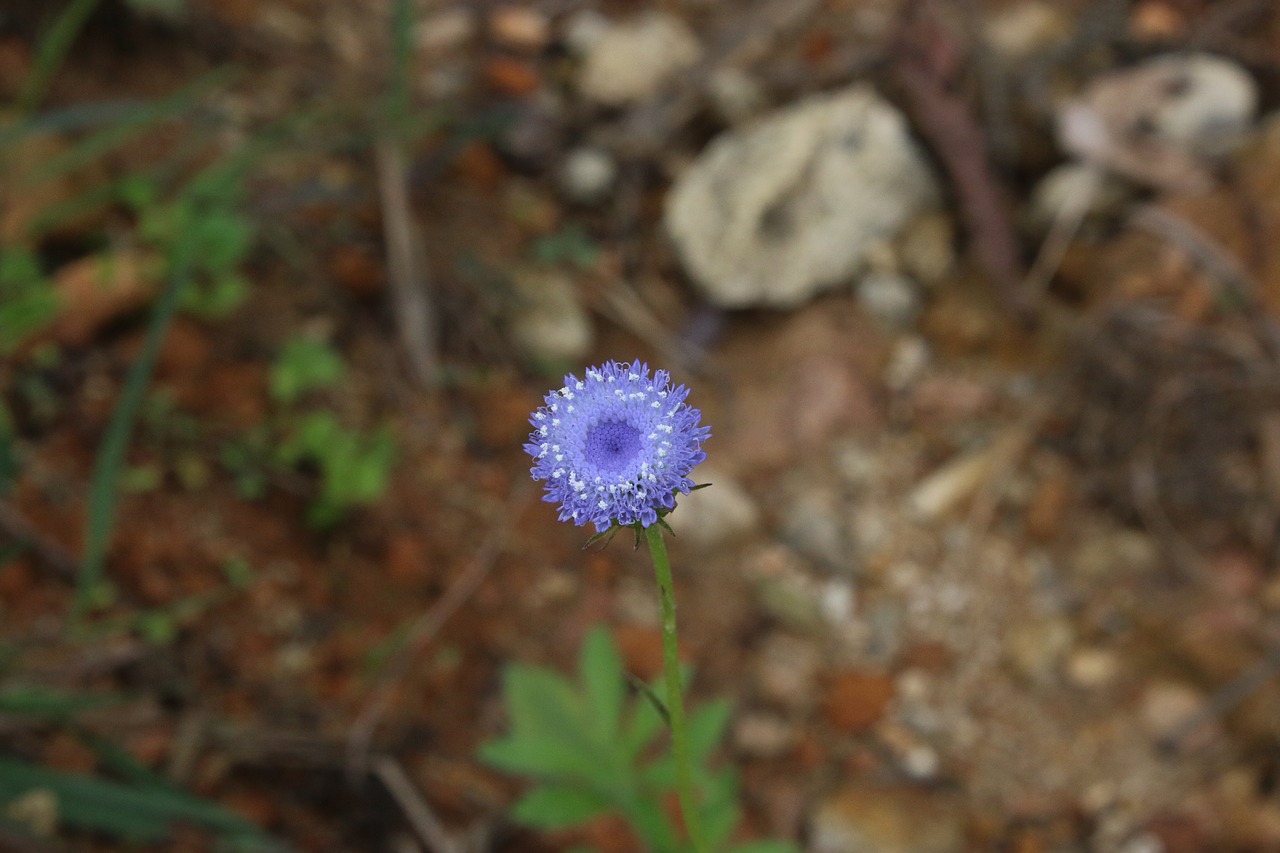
(891, 0, 1030, 318)
(375, 135, 439, 390)
(345, 480, 533, 781)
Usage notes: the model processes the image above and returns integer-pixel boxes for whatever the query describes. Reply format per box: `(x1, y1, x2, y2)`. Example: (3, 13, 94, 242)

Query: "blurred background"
(2, 0, 1280, 850)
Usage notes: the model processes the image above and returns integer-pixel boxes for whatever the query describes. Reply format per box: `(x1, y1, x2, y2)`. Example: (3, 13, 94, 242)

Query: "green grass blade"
(74, 234, 196, 624)
(21, 68, 235, 190)
(0, 756, 276, 846)
(17, 0, 103, 114)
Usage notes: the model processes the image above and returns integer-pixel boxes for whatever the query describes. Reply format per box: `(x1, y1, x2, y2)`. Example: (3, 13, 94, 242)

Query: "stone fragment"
(507, 267, 592, 366)
(823, 670, 895, 734)
(1140, 681, 1217, 748)
(1066, 646, 1121, 689)
(414, 7, 475, 54)
(665, 85, 938, 308)
(577, 12, 700, 106)
(558, 146, 617, 205)
(1027, 162, 1131, 231)
(671, 467, 760, 549)
(707, 66, 766, 124)
(1005, 617, 1074, 685)
(733, 712, 797, 759)
(810, 784, 967, 853)
(896, 212, 955, 286)
(1058, 54, 1258, 191)
(755, 632, 822, 710)
(982, 1, 1070, 62)
(857, 271, 921, 329)
(489, 6, 550, 52)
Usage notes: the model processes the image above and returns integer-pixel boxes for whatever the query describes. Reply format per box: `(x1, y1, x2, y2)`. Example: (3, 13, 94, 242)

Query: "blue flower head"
(525, 361, 711, 532)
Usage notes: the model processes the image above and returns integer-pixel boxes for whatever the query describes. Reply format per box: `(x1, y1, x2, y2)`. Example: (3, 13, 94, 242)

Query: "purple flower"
(525, 361, 711, 532)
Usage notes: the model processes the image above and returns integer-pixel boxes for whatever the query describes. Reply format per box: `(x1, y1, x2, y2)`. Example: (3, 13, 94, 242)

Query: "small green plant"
(128, 176, 253, 319)
(259, 335, 396, 526)
(276, 411, 396, 527)
(479, 627, 795, 853)
(269, 337, 346, 404)
(531, 223, 600, 270)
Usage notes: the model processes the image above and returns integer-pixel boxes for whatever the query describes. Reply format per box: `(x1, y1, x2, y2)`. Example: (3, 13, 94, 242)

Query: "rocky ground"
(3, 0, 1280, 851)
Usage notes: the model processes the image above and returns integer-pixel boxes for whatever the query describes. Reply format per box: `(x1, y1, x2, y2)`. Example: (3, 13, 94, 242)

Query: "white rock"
(1067, 646, 1121, 689)
(708, 66, 767, 125)
(809, 785, 966, 853)
(1058, 54, 1258, 189)
(781, 487, 846, 567)
(1005, 617, 1074, 685)
(1142, 54, 1257, 159)
(756, 632, 822, 710)
(559, 146, 617, 204)
(734, 712, 797, 758)
(883, 336, 930, 391)
(508, 268, 593, 365)
(820, 579, 856, 626)
(673, 467, 759, 548)
(415, 8, 475, 54)
(1140, 681, 1219, 750)
(896, 212, 956, 286)
(1027, 162, 1131, 231)
(665, 85, 939, 308)
(857, 271, 921, 329)
(982, 1, 1069, 62)
(562, 9, 612, 55)
(577, 12, 700, 106)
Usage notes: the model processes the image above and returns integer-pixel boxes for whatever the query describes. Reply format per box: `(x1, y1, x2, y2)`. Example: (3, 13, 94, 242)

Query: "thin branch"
(372, 756, 460, 853)
(375, 135, 439, 390)
(345, 481, 533, 781)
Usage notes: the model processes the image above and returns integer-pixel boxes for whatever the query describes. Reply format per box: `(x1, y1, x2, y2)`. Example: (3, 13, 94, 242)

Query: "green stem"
(644, 524, 710, 853)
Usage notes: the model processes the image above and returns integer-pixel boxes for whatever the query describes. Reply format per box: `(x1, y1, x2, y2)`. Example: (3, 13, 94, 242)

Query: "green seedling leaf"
(270, 338, 345, 404)
(686, 698, 733, 764)
(511, 785, 611, 829)
(479, 665, 599, 781)
(136, 610, 178, 646)
(579, 628, 624, 742)
(731, 842, 802, 853)
(700, 766, 742, 851)
(505, 665, 587, 740)
(181, 273, 247, 318)
(221, 556, 253, 591)
(478, 732, 595, 780)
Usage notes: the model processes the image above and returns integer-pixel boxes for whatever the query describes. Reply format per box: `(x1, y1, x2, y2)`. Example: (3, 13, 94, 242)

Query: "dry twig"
(375, 135, 439, 390)
(345, 481, 533, 781)
(891, 0, 1029, 318)
(373, 756, 460, 853)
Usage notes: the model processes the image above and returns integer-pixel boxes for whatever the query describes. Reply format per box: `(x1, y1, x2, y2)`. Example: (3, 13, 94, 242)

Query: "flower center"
(584, 420, 642, 474)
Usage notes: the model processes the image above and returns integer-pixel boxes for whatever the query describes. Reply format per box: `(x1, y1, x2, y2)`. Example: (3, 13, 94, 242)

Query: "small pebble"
(559, 146, 617, 205)
(734, 712, 797, 759)
(857, 271, 921, 329)
(1067, 647, 1121, 689)
(489, 6, 550, 52)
